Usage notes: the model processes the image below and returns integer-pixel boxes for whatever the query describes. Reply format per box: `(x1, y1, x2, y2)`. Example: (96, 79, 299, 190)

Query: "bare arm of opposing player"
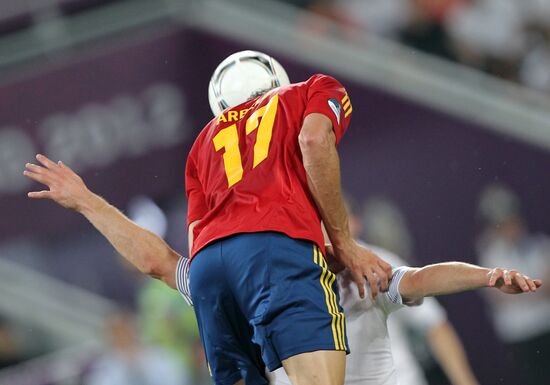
(399, 262, 542, 304)
(396, 263, 540, 385)
(24, 154, 180, 288)
(299, 113, 392, 298)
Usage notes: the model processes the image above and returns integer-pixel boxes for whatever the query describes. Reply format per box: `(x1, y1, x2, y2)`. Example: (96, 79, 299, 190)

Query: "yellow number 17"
(213, 94, 279, 187)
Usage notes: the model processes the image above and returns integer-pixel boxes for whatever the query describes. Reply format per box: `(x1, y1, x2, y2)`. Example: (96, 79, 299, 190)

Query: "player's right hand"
(335, 241, 393, 299)
(24, 154, 94, 212)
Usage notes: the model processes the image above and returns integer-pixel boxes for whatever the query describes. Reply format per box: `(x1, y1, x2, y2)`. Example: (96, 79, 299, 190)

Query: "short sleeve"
(185, 149, 208, 226)
(387, 267, 410, 305)
(380, 266, 419, 314)
(304, 74, 352, 144)
(175, 256, 193, 306)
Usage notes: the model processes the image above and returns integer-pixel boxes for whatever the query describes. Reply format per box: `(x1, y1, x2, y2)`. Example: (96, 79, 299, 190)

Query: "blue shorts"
(189, 231, 348, 385)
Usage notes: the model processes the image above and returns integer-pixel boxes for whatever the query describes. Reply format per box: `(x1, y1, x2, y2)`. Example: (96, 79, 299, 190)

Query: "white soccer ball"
(208, 50, 290, 116)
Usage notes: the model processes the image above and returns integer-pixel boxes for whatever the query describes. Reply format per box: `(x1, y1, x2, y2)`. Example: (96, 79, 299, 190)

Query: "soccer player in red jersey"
(186, 51, 392, 385)
(24, 51, 393, 385)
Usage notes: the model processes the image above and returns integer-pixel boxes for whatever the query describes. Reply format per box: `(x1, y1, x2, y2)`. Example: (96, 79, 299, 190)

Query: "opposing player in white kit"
(268, 243, 542, 385)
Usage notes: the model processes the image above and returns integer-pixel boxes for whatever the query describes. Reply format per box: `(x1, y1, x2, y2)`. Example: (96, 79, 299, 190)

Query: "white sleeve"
(380, 266, 415, 314)
(175, 256, 193, 306)
(387, 266, 410, 305)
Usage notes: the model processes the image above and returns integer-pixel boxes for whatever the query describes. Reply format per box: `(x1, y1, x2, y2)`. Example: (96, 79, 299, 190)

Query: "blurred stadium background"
(1, 0, 550, 384)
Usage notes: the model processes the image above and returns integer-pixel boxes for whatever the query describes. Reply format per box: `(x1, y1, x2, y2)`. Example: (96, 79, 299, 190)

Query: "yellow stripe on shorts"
(318, 247, 346, 351)
(313, 245, 346, 351)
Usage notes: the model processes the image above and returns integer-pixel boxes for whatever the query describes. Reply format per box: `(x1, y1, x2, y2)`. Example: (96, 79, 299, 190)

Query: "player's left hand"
(333, 240, 393, 299)
(488, 268, 542, 294)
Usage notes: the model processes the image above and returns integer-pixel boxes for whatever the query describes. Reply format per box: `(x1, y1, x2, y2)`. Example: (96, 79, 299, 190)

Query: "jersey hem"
(192, 229, 325, 259)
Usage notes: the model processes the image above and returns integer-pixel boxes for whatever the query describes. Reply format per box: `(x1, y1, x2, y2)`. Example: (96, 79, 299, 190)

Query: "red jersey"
(186, 74, 352, 257)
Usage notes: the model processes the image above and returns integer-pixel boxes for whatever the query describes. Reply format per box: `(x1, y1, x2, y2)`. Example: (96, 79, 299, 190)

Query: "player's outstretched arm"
(299, 113, 392, 298)
(398, 262, 542, 303)
(24, 154, 181, 288)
